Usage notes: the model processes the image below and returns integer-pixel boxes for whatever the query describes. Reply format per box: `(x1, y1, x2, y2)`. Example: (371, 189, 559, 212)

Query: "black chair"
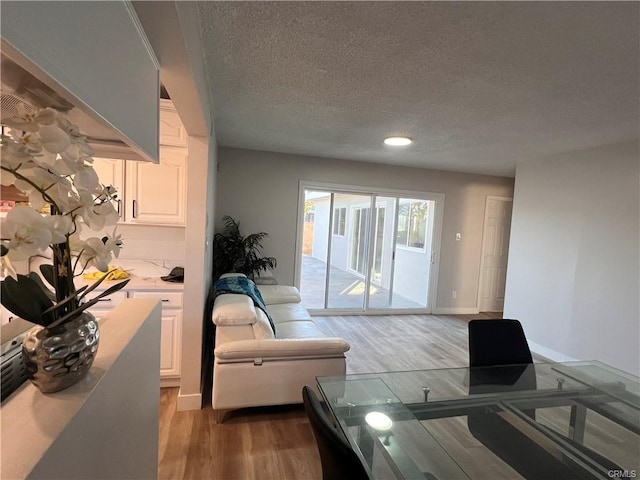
(468, 318, 533, 367)
(466, 320, 619, 478)
(302, 386, 369, 480)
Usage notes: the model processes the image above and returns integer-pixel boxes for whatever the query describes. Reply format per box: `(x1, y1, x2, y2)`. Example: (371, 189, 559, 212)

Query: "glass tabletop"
(317, 361, 640, 480)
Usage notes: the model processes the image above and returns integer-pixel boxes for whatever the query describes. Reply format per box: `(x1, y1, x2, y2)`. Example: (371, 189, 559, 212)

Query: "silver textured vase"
(22, 312, 100, 393)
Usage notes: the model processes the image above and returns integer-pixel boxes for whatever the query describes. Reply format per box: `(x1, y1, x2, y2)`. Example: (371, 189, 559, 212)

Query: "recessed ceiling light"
(384, 136, 412, 146)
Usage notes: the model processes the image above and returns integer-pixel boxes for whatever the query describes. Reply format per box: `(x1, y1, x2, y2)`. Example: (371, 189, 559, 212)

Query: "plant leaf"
(39, 264, 56, 288)
(78, 269, 116, 302)
(0, 275, 54, 325)
(1, 283, 42, 324)
(41, 284, 88, 317)
(26, 272, 57, 302)
(47, 279, 130, 329)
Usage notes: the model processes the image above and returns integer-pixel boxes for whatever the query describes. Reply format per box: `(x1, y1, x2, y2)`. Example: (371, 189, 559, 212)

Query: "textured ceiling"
(197, 2, 638, 177)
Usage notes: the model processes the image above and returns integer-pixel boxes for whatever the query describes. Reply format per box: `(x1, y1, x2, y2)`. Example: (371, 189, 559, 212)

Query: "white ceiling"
(197, 2, 639, 178)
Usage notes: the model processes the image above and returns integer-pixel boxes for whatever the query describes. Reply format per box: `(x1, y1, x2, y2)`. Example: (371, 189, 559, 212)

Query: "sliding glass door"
(299, 186, 438, 313)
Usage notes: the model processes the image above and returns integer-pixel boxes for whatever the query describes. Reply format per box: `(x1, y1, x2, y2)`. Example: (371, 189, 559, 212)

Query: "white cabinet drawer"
(131, 291, 183, 309)
(85, 291, 128, 308)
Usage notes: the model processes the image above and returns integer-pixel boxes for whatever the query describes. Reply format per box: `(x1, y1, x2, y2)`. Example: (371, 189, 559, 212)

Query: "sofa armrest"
(214, 338, 350, 362)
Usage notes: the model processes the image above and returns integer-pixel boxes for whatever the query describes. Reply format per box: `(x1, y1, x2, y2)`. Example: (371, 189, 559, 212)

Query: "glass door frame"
(296, 181, 445, 315)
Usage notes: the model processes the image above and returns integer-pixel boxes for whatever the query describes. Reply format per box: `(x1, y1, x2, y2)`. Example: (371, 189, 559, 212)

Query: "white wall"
(85, 224, 185, 265)
(504, 140, 639, 376)
(179, 136, 216, 410)
(134, 1, 217, 410)
(216, 147, 514, 311)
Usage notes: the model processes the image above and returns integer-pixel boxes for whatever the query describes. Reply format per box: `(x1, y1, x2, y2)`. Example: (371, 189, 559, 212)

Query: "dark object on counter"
(161, 267, 184, 283)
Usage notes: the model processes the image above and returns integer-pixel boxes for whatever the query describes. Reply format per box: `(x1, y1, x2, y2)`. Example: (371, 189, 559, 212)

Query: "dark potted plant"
(213, 215, 277, 281)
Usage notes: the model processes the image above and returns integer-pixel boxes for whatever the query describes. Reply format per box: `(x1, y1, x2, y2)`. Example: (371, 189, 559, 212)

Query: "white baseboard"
(176, 390, 202, 411)
(432, 307, 480, 315)
(528, 341, 579, 363)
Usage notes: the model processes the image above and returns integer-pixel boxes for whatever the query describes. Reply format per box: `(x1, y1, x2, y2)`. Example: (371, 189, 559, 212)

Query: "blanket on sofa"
(214, 276, 276, 334)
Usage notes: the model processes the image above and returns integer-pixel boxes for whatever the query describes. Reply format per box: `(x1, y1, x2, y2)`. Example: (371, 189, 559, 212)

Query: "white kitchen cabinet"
(160, 99, 188, 147)
(92, 101, 187, 226)
(125, 147, 187, 226)
(85, 291, 128, 321)
(131, 291, 182, 386)
(1, 305, 15, 326)
(91, 158, 125, 220)
(81, 285, 183, 387)
(93, 152, 186, 226)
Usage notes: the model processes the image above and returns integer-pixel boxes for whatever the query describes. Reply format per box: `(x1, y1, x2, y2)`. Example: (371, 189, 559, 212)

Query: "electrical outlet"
(452, 291, 457, 299)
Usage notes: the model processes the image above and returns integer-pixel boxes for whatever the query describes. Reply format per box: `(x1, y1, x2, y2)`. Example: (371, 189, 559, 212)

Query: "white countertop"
(75, 274, 184, 291)
(75, 259, 184, 291)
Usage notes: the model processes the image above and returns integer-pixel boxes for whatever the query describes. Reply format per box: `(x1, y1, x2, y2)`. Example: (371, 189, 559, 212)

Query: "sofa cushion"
(252, 310, 276, 340)
(276, 320, 325, 340)
(219, 273, 247, 279)
(268, 303, 312, 324)
(213, 294, 257, 326)
(258, 285, 302, 305)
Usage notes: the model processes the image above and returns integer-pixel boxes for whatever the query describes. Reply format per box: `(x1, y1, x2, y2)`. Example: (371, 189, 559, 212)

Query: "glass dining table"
(316, 361, 639, 480)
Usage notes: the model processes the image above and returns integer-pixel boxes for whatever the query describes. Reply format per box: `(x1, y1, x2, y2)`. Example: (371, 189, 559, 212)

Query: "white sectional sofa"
(211, 275, 350, 417)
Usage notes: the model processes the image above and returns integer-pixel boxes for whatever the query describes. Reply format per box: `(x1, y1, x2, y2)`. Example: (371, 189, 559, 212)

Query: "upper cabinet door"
(1, 2, 160, 163)
(160, 99, 188, 147)
(126, 148, 187, 226)
(92, 158, 126, 220)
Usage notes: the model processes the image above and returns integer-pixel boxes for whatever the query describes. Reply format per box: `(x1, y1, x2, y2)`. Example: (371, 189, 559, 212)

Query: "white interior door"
(478, 197, 513, 312)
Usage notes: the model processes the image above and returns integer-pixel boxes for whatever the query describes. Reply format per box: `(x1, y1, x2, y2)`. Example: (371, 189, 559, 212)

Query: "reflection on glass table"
(317, 361, 640, 480)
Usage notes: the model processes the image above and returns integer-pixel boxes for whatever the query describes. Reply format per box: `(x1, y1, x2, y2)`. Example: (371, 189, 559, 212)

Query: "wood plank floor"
(158, 313, 500, 479)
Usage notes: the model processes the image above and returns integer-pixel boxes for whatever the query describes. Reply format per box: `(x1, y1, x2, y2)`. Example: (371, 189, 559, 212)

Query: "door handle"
(132, 199, 137, 218)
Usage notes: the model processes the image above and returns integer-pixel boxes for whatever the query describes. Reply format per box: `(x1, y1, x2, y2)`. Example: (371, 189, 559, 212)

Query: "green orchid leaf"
(93, 278, 130, 299)
(1, 282, 42, 324)
(27, 272, 57, 302)
(41, 284, 89, 317)
(39, 264, 56, 288)
(1, 275, 54, 326)
(77, 270, 116, 302)
(47, 279, 130, 329)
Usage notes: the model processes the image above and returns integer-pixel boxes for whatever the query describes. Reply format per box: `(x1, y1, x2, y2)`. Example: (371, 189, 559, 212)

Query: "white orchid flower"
(13, 166, 71, 211)
(71, 237, 112, 272)
(73, 165, 100, 192)
(103, 228, 123, 258)
(74, 190, 118, 231)
(39, 123, 71, 154)
(3, 105, 57, 132)
(1, 136, 35, 170)
(2, 205, 54, 258)
(18, 131, 43, 154)
(91, 202, 119, 231)
(45, 215, 73, 244)
(56, 115, 94, 156)
(0, 107, 127, 328)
